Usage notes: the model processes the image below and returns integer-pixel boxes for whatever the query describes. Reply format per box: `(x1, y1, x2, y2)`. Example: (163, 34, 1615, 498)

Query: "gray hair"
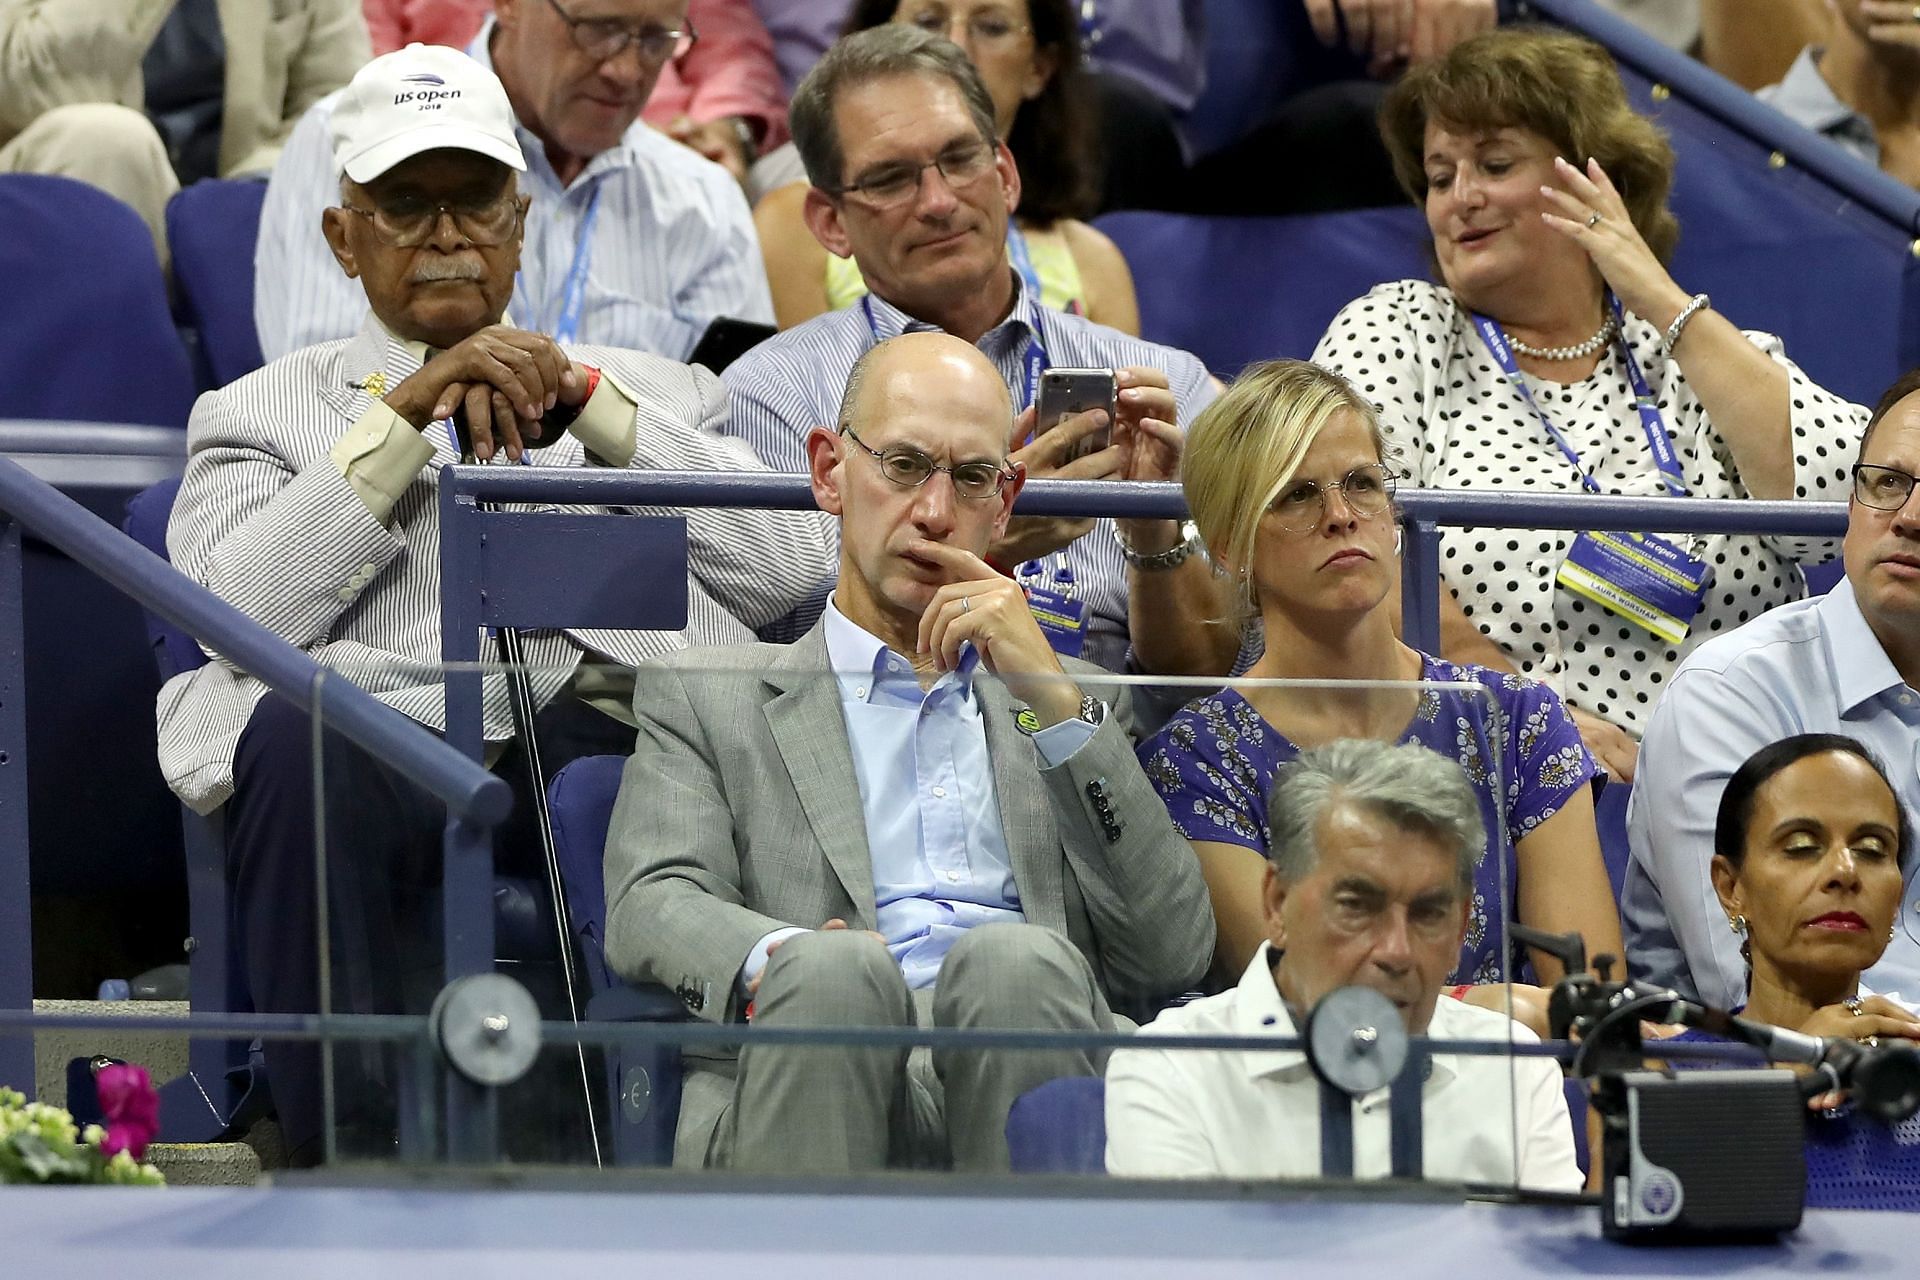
(790, 24, 1000, 192)
(1267, 740, 1483, 899)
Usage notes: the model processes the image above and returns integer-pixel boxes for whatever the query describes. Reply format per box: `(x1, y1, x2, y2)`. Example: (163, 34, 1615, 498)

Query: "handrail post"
(0, 518, 31, 1098)
(1399, 518, 1443, 655)
(437, 477, 499, 1160)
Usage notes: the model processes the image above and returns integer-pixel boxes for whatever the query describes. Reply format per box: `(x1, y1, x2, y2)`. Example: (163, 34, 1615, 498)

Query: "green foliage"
(0, 1087, 164, 1186)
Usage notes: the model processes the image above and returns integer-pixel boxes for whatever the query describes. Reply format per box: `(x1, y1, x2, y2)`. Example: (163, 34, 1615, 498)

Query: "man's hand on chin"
(383, 325, 586, 460)
(910, 539, 1083, 725)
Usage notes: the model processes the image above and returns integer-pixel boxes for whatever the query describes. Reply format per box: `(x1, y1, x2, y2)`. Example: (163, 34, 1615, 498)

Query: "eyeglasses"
(899, 7, 1032, 49)
(842, 425, 1012, 500)
(1266, 464, 1396, 533)
(826, 139, 997, 210)
(544, 0, 697, 64)
(1853, 462, 1920, 511)
(339, 191, 526, 247)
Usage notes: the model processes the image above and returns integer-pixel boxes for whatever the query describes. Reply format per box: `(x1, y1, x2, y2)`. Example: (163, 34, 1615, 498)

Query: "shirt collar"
(1819, 577, 1911, 713)
(858, 262, 1041, 350)
(1771, 47, 1873, 139)
(822, 592, 980, 706)
(1232, 944, 1459, 1094)
(467, 19, 638, 185)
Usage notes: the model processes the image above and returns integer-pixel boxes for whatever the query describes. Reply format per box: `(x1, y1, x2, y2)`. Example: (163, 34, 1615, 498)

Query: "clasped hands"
(383, 324, 590, 462)
(991, 365, 1183, 567)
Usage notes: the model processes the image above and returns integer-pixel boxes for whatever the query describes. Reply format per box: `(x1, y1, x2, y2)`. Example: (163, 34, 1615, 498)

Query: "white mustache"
(410, 260, 486, 283)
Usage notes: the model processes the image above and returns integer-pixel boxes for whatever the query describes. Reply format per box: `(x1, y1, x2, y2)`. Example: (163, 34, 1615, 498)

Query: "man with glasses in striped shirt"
(720, 26, 1237, 716)
(162, 45, 827, 1165)
(255, 0, 773, 362)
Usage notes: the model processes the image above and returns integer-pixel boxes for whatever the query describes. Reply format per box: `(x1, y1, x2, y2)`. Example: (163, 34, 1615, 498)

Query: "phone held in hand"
(1034, 367, 1117, 462)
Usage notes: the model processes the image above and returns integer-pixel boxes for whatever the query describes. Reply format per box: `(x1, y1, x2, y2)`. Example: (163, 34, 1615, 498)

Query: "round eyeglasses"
(340, 192, 525, 248)
(1266, 464, 1397, 534)
(842, 425, 1013, 500)
(826, 139, 997, 211)
(544, 0, 697, 64)
(1854, 463, 1919, 512)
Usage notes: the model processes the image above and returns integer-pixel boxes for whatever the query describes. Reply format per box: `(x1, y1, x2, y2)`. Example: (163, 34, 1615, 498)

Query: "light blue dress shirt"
(740, 597, 1096, 992)
(253, 22, 773, 362)
(1624, 579, 1920, 1007)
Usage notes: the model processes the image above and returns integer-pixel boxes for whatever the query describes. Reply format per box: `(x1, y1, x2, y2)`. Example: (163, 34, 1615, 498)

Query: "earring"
(1728, 914, 1748, 936)
(1393, 526, 1404, 556)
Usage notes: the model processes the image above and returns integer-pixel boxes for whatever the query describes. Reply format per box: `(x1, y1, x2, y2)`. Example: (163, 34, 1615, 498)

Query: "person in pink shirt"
(363, 0, 788, 178)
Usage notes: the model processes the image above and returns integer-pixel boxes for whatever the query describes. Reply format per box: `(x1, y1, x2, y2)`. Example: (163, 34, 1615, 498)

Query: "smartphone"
(688, 316, 778, 374)
(1034, 367, 1118, 462)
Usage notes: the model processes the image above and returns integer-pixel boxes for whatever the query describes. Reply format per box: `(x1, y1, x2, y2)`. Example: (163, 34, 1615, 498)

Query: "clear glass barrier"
(283, 660, 1549, 1189)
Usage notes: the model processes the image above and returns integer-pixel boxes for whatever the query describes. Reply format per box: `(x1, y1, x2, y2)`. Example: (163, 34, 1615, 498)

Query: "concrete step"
(31, 998, 189, 1108)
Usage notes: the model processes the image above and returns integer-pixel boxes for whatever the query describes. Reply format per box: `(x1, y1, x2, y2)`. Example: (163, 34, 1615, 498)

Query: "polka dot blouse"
(1311, 280, 1865, 739)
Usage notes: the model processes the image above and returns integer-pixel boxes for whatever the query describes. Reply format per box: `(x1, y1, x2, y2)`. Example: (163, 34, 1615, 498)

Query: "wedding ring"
(1585, 212, 1602, 229)
(1846, 996, 1865, 1016)
(961, 597, 972, 613)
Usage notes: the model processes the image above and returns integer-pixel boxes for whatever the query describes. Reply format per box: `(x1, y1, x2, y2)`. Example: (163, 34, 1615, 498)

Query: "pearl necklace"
(1507, 315, 1617, 362)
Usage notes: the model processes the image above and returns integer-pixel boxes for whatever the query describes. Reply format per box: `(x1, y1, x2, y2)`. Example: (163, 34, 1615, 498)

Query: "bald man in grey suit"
(605, 332, 1213, 1172)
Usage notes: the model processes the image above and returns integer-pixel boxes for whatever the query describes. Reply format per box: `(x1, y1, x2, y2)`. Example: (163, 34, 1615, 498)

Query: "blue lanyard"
(1471, 295, 1689, 499)
(550, 183, 602, 347)
(860, 294, 1050, 410)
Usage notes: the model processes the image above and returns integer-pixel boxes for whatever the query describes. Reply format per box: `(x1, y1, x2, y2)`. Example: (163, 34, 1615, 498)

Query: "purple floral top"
(1138, 654, 1598, 983)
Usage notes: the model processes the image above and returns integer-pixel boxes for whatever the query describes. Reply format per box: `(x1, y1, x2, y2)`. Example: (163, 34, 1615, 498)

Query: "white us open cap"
(329, 43, 526, 183)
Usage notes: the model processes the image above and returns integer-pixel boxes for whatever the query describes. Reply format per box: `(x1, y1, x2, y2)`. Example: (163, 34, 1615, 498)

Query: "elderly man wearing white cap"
(255, 0, 773, 364)
(158, 44, 829, 1167)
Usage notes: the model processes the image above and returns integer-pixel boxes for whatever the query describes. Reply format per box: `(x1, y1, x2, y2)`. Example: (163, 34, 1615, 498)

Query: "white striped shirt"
(719, 271, 1218, 671)
(252, 25, 774, 364)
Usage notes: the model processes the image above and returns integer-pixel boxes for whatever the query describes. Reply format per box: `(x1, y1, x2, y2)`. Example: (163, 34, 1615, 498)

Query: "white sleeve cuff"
(738, 926, 809, 997)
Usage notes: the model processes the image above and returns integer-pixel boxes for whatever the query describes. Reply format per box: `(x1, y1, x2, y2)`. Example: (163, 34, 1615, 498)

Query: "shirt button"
(854, 687, 866, 699)
(931, 785, 947, 798)
(945, 871, 963, 883)
(336, 587, 355, 601)
(1900, 693, 1915, 706)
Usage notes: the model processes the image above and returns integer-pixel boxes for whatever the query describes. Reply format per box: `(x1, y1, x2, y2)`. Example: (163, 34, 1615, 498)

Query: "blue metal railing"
(0, 451, 510, 1109)
(441, 467, 1850, 656)
(1522, 0, 1920, 236)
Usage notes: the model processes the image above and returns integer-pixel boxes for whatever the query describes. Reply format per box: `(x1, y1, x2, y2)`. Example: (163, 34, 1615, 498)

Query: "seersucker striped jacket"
(157, 315, 834, 814)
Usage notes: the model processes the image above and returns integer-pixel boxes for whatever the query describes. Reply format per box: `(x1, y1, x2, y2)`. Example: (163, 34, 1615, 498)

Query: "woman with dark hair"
(1311, 27, 1866, 783)
(755, 0, 1139, 332)
(1710, 733, 1919, 1041)
(1658, 734, 1920, 1209)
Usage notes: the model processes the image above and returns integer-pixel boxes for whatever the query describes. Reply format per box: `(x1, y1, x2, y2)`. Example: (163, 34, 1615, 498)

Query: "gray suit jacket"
(158, 313, 833, 812)
(603, 624, 1214, 1023)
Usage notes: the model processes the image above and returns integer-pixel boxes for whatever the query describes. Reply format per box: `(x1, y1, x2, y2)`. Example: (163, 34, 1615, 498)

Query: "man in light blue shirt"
(255, 3, 773, 363)
(1625, 369, 1920, 1007)
(604, 330, 1212, 1172)
(721, 27, 1236, 692)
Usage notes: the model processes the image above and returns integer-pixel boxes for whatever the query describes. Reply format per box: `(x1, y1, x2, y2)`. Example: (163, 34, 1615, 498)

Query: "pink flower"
(95, 1064, 159, 1161)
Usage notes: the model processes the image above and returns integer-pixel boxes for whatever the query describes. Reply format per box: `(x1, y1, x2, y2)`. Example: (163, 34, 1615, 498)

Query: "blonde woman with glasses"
(1137, 359, 1624, 989)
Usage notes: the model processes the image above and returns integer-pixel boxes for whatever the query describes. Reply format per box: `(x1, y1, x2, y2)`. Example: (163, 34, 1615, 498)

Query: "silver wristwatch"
(1114, 519, 1201, 571)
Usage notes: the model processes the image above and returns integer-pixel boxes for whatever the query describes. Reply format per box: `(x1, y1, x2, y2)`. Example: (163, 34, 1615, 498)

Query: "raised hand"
(909, 539, 1084, 725)
(1538, 156, 1692, 331)
(989, 401, 1127, 566)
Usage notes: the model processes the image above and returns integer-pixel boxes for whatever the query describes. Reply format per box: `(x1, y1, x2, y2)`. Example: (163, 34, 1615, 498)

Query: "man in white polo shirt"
(1105, 739, 1582, 1190)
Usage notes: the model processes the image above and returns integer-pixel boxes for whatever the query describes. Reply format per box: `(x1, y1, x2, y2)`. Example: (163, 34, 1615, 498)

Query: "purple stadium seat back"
(0, 174, 195, 428)
(122, 476, 210, 679)
(547, 753, 629, 994)
(1006, 1076, 1108, 1174)
(166, 179, 268, 388)
(1094, 206, 1432, 379)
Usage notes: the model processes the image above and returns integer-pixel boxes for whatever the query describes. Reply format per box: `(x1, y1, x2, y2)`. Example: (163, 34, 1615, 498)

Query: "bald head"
(838, 332, 1016, 441)
(808, 332, 1024, 641)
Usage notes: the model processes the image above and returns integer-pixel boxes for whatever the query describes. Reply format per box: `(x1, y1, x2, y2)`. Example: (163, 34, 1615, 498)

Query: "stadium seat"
(1006, 1075, 1108, 1174)
(1094, 206, 1431, 378)
(0, 175, 196, 428)
(548, 754, 691, 1166)
(166, 179, 268, 389)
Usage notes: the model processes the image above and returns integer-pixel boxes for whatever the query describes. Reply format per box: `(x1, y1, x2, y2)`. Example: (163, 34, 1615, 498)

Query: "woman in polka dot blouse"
(1138, 360, 1624, 989)
(1312, 28, 1866, 780)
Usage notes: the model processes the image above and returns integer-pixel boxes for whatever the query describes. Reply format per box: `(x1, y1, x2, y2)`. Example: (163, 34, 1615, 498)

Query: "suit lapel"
(763, 628, 877, 923)
(979, 678, 1066, 934)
